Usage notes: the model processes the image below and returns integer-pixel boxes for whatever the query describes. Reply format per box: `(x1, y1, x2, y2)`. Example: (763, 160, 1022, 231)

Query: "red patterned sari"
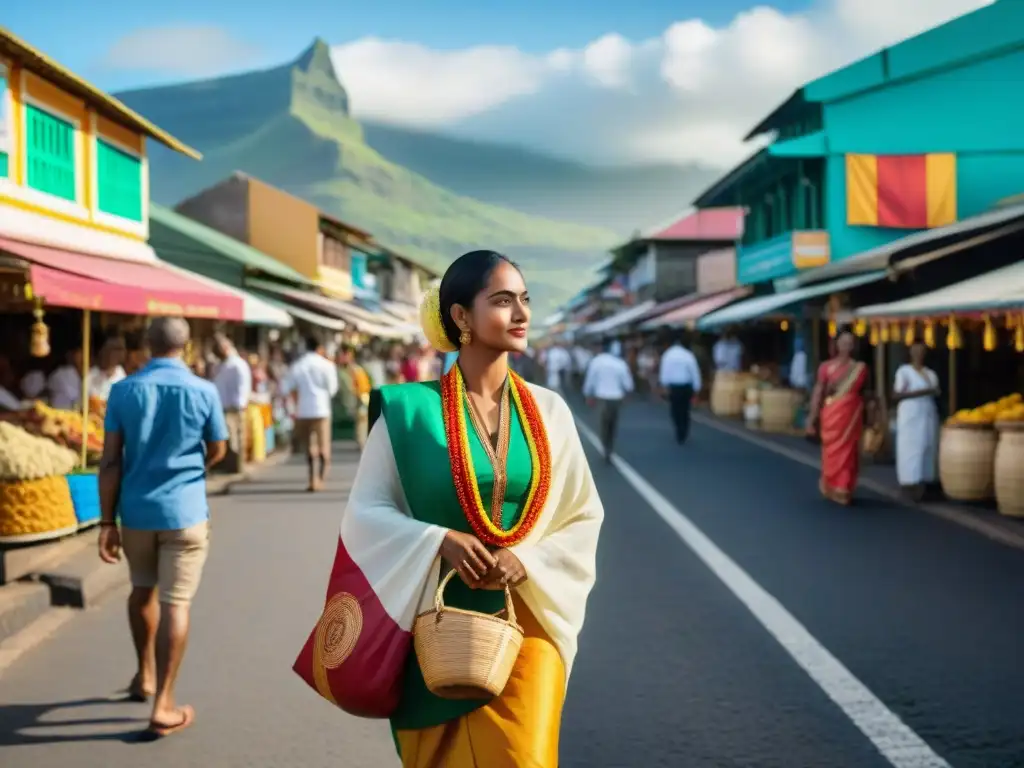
(817, 359, 868, 505)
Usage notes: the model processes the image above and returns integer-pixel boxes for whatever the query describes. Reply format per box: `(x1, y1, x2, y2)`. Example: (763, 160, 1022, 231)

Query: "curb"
(0, 449, 295, 651)
(691, 411, 1024, 554)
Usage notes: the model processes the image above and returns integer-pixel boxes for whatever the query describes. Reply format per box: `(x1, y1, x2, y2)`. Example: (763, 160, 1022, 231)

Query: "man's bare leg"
(127, 586, 158, 697)
(150, 602, 192, 726)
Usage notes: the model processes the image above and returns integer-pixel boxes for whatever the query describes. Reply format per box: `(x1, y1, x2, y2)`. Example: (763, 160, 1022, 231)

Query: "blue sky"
(4, 0, 810, 91)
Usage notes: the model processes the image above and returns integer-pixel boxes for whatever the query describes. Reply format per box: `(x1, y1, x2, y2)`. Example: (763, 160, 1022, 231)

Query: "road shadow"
(0, 694, 153, 745)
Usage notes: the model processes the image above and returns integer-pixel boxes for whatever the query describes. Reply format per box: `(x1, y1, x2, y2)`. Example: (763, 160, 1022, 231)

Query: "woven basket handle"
(434, 567, 518, 625)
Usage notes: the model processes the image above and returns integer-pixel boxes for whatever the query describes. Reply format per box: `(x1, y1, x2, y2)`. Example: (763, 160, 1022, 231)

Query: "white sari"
(894, 364, 940, 486)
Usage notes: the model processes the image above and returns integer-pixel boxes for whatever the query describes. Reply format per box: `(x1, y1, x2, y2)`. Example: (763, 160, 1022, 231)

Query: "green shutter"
(96, 139, 142, 222)
(0, 71, 8, 178)
(25, 104, 76, 201)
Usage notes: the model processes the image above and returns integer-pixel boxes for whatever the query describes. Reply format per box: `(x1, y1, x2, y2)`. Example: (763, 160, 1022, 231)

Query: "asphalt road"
(2, 399, 1024, 767)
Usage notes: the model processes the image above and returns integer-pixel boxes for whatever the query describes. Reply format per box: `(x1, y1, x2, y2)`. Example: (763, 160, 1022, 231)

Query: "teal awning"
(698, 271, 886, 329)
(768, 131, 828, 158)
(857, 261, 1024, 317)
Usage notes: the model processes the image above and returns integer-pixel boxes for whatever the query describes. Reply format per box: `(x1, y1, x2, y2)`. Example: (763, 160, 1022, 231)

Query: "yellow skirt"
(396, 596, 566, 768)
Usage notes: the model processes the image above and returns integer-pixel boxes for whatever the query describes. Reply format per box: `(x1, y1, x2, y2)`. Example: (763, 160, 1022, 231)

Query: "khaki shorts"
(121, 522, 211, 605)
(295, 417, 330, 458)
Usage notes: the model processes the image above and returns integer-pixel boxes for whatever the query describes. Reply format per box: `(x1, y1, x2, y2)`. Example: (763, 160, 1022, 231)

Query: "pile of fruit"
(947, 394, 1024, 426)
(0, 421, 78, 541)
(0, 422, 78, 481)
(0, 402, 104, 464)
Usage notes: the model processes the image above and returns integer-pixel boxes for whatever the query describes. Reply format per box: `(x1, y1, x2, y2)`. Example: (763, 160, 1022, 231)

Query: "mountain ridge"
(113, 39, 705, 311)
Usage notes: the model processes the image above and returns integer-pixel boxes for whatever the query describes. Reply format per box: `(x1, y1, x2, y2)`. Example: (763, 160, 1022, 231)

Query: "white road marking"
(576, 419, 953, 768)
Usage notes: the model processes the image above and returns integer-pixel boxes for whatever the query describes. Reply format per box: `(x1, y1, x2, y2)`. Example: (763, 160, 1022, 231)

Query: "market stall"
(0, 241, 250, 543)
(856, 260, 1024, 515)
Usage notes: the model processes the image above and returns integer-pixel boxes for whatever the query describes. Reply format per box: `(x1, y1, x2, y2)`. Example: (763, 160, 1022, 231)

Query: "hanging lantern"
(889, 320, 901, 342)
(923, 319, 936, 348)
(827, 319, 837, 338)
(983, 314, 997, 352)
(1006, 313, 1016, 331)
(904, 319, 916, 347)
(880, 322, 890, 343)
(1016, 313, 1024, 353)
(29, 298, 50, 358)
(869, 323, 880, 346)
(947, 314, 962, 350)
(780, 319, 789, 332)
(854, 318, 867, 337)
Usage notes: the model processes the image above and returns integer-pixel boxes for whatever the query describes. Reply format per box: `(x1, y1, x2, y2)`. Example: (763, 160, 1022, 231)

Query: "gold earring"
(459, 329, 472, 346)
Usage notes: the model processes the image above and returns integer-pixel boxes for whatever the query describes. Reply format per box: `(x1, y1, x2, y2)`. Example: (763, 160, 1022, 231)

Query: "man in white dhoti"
(893, 341, 940, 501)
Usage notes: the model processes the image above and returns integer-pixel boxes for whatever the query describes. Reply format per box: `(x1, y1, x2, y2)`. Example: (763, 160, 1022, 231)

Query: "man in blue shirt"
(97, 316, 228, 740)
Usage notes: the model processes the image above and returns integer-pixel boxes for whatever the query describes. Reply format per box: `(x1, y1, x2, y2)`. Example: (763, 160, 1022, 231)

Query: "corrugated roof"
(698, 271, 886, 329)
(148, 204, 314, 286)
(857, 261, 1024, 318)
(0, 26, 200, 160)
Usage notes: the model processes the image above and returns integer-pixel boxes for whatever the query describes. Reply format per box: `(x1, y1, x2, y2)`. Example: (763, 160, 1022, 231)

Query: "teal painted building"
(695, 0, 1024, 286)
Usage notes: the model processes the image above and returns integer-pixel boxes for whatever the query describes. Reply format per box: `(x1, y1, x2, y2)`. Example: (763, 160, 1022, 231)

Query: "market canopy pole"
(80, 309, 91, 470)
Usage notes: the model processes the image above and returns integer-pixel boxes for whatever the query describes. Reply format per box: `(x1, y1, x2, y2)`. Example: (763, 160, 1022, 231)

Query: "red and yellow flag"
(846, 153, 957, 229)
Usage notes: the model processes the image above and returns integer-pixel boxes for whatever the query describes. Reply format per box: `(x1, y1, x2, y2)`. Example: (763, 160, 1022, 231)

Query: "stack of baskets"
(711, 372, 753, 418)
(994, 421, 1024, 517)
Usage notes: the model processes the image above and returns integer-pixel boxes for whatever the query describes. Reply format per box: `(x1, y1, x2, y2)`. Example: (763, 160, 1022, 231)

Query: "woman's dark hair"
(438, 250, 521, 348)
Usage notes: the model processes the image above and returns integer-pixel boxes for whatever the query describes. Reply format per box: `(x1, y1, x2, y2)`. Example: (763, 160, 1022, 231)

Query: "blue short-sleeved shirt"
(104, 357, 229, 531)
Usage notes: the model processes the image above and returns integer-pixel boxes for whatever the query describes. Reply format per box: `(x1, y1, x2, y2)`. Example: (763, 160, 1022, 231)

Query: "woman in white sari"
(893, 340, 940, 500)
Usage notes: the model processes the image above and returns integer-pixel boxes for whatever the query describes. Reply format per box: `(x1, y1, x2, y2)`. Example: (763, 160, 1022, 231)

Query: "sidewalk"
(0, 442, 397, 768)
(691, 407, 1024, 552)
(0, 449, 292, 648)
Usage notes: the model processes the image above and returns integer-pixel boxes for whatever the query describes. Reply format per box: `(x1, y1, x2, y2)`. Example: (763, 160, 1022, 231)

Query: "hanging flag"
(846, 153, 957, 229)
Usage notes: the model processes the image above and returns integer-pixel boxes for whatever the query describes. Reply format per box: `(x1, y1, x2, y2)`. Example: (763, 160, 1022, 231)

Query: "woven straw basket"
(413, 568, 524, 700)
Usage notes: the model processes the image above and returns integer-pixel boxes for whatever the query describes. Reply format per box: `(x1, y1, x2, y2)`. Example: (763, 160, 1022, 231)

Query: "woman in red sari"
(806, 330, 868, 505)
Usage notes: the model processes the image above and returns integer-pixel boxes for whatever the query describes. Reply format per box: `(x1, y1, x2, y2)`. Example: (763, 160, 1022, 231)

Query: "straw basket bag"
(413, 568, 524, 700)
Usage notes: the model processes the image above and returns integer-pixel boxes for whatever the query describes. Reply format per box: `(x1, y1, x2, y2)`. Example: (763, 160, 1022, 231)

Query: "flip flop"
(143, 705, 195, 740)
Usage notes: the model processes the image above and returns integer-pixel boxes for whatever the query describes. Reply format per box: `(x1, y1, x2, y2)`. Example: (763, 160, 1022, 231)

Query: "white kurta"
(337, 383, 603, 684)
(894, 364, 940, 486)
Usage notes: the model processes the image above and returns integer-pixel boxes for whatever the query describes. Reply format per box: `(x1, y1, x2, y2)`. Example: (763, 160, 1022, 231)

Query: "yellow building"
(176, 173, 379, 301)
(0, 28, 259, 322)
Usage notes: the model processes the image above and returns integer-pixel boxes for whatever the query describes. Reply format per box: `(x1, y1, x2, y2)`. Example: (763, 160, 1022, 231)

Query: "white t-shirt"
(583, 353, 634, 400)
(659, 345, 703, 392)
(87, 365, 126, 402)
(282, 352, 340, 419)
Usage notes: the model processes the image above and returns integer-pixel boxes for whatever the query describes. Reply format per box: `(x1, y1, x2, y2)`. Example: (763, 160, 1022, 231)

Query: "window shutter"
(96, 139, 143, 222)
(26, 104, 76, 201)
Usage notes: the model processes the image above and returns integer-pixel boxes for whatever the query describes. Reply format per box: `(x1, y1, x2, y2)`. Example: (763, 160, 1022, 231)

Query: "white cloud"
(331, 0, 993, 168)
(100, 25, 263, 77)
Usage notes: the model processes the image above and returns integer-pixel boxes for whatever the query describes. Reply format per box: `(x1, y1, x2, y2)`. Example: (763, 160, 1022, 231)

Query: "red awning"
(0, 237, 243, 319)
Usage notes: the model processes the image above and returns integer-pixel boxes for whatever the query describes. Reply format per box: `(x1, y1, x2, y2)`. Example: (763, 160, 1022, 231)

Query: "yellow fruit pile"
(33, 402, 104, 439)
(0, 422, 78, 481)
(947, 393, 1024, 426)
(0, 475, 76, 540)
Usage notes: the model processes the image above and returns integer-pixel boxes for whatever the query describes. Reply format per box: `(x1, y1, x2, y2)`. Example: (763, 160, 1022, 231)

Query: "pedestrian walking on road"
(211, 334, 252, 474)
(282, 336, 340, 492)
(584, 338, 634, 461)
(295, 250, 604, 768)
(892, 340, 940, 501)
(659, 333, 702, 445)
(806, 329, 868, 505)
(97, 317, 228, 740)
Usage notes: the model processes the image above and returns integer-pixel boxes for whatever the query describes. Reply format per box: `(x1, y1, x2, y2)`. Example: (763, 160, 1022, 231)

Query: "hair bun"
(420, 283, 457, 353)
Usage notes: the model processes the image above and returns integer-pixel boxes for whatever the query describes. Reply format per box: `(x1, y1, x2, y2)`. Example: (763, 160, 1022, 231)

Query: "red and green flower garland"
(441, 365, 551, 547)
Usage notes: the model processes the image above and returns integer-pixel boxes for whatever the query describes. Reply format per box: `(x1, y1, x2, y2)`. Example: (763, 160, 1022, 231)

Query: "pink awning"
(640, 287, 750, 330)
(0, 237, 243, 319)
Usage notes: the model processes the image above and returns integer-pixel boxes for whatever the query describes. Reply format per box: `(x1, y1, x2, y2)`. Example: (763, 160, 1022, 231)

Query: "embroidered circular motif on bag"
(441, 365, 551, 547)
(314, 592, 363, 669)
